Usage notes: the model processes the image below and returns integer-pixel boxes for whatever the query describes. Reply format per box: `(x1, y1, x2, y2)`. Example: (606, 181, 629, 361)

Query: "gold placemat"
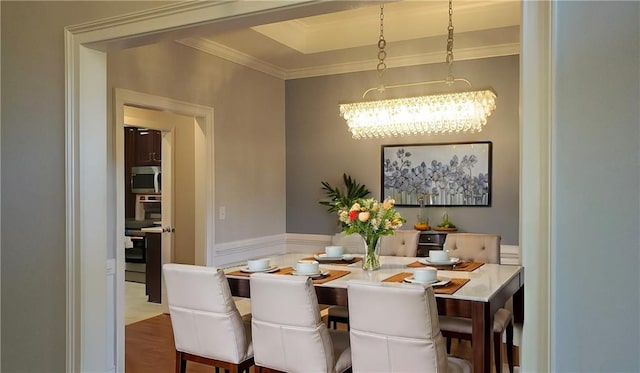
(226, 267, 350, 284)
(382, 272, 470, 295)
(301, 255, 363, 265)
(406, 261, 484, 272)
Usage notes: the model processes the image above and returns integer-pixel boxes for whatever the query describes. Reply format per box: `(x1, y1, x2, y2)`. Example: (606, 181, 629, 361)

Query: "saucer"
(418, 257, 460, 266)
(314, 253, 354, 261)
(240, 265, 279, 273)
(404, 276, 450, 287)
(292, 270, 329, 279)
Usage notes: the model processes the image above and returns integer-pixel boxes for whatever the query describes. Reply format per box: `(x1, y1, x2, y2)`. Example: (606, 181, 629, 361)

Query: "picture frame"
(381, 142, 492, 207)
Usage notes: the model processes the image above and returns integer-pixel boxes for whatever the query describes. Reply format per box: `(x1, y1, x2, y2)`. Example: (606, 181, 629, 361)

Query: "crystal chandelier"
(339, 1, 497, 139)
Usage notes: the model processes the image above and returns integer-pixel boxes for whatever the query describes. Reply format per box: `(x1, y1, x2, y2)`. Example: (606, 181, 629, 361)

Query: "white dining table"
(224, 253, 524, 373)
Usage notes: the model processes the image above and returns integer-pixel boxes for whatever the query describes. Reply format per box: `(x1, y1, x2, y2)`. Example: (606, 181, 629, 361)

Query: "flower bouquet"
(338, 198, 405, 270)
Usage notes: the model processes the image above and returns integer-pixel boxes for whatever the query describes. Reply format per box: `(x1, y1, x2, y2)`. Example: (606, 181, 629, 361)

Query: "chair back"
(331, 232, 364, 254)
(249, 273, 336, 372)
(379, 230, 419, 257)
(444, 233, 501, 264)
(162, 263, 252, 364)
(347, 280, 449, 372)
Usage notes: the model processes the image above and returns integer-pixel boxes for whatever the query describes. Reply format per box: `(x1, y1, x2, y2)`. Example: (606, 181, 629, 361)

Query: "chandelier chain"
(376, 3, 387, 78)
(446, 0, 455, 83)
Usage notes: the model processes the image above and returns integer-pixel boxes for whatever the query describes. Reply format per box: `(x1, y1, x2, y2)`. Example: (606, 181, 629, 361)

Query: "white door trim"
(114, 90, 215, 371)
(520, 1, 553, 371)
(64, 1, 552, 371)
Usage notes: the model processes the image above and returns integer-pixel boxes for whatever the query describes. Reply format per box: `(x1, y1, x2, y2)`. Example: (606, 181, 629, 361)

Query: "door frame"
(64, 1, 553, 372)
(113, 89, 214, 368)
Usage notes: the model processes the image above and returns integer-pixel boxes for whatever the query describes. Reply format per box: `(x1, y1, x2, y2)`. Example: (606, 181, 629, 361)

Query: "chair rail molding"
(214, 234, 288, 267)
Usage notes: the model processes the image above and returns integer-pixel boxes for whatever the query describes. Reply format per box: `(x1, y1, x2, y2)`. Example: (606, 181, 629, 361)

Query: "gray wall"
(0, 2, 175, 371)
(108, 41, 287, 244)
(553, 2, 639, 371)
(286, 55, 520, 245)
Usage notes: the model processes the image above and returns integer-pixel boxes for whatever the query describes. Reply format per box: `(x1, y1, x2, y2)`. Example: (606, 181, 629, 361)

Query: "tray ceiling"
(177, 0, 521, 79)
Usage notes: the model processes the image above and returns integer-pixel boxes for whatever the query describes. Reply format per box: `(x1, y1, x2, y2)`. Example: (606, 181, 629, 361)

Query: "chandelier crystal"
(339, 1, 497, 139)
(340, 90, 496, 139)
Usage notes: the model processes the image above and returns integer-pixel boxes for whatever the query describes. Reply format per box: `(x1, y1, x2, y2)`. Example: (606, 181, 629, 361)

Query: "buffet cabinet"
(417, 231, 449, 257)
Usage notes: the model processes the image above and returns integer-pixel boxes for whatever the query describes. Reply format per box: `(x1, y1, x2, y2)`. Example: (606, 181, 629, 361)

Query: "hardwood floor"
(126, 314, 518, 372)
(126, 314, 211, 373)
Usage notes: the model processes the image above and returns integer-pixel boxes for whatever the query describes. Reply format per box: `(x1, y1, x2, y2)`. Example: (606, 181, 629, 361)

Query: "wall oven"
(131, 166, 161, 194)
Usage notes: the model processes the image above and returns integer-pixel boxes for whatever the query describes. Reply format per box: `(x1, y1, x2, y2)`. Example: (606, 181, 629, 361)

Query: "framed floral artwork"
(381, 142, 492, 207)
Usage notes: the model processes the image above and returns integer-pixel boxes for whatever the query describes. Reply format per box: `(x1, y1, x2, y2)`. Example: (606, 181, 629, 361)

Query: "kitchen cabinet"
(145, 232, 161, 303)
(134, 128, 162, 166)
(417, 231, 448, 257)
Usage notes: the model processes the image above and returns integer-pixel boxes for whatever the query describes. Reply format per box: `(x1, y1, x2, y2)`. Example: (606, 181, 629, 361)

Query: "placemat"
(406, 260, 484, 272)
(226, 267, 350, 284)
(301, 255, 363, 265)
(226, 266, 295, 277)
(382, 272, 470, 295)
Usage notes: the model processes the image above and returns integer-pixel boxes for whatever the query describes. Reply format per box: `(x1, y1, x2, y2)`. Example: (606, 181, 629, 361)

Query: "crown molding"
(178, 37, 520, 80)
(177, 37, 288, 79)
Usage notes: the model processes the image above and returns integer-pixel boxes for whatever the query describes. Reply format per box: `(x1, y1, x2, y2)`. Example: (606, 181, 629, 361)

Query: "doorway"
(113, 89, 215, 368)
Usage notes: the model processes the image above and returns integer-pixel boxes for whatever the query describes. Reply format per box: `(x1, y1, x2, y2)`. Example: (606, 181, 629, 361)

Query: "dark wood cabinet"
(145, 232, 162, 303)
(134, 128, 162, 166)
(417, 231, 448, 257)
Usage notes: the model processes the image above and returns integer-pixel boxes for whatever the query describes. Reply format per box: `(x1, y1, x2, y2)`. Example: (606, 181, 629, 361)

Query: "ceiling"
(176, 0, 521, 80)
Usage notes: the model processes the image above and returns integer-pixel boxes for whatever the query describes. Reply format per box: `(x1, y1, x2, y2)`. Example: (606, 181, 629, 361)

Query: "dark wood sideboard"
(417, 231, 449, 257)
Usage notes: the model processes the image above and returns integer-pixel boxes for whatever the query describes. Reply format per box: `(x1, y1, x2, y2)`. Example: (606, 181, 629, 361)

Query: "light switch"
(219, 206, 226, 220)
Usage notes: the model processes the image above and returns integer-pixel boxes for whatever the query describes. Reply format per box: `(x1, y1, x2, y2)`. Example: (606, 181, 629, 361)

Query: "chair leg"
(493, 332, 503, 373)
(175, 350, 186, 373)
(506, 322, 514, 373)
(446, 337, 452, 354)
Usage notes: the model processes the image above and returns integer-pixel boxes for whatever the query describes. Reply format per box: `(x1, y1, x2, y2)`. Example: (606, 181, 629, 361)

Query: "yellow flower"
(382, 199, 395, 210)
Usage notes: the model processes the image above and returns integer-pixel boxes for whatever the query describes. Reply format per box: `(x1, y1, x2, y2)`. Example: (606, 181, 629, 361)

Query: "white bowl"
(429, 250, 449, 262)
(295, 260, 319, 274)
(247, 258, 270, 271)
(325, 245, 345, 257)
(413, 268, 437, 283)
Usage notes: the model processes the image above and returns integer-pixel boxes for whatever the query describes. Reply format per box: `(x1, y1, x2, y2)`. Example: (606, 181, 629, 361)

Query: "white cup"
(325, 245, 345, 257)
(429, 250, 449, 262)
(296, 260, 320, 274)
(413, 268, 438, 283)
(247, 258, 270, 271)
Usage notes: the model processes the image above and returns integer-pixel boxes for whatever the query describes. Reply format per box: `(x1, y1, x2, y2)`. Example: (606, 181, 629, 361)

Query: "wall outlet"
(219, 206, 226, 220)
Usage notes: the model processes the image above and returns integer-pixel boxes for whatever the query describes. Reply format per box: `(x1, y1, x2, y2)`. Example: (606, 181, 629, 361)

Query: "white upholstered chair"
(162, 263, 254, 373)
(249, 273, 352, 373)
(379, 230, 420, 257)
(440, 233, 514, 373)
(327, 230, 420, 329)
(347, 280, 471, 373)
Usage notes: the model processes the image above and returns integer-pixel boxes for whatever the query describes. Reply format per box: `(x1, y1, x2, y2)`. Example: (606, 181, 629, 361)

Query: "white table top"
(224, 253, 523, 303)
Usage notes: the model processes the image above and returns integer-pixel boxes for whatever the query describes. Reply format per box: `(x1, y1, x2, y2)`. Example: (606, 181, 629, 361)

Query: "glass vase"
(360, 234, 381, 271)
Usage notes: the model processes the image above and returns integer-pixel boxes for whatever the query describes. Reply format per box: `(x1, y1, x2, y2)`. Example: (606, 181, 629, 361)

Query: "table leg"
(471, 301, 491, 373)
(513, 285, 524, 324)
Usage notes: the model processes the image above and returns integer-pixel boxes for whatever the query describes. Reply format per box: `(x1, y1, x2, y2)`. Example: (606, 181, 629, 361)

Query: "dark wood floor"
(126, 314, 518, 372)
(126, 314, 213, 373)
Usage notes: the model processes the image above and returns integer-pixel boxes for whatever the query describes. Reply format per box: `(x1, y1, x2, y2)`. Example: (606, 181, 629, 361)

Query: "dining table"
(224, 253, 524, 373)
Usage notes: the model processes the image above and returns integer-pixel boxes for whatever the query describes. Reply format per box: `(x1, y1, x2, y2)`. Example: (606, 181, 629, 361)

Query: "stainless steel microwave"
(131, 166, 161, 194)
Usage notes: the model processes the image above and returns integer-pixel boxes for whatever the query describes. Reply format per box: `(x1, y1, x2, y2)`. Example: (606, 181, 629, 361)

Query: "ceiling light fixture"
(339, 1, 497, 139)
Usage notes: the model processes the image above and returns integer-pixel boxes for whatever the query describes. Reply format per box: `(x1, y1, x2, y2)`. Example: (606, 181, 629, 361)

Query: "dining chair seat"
(439, 233, 514, 373)
(163, 263, 254, 373)
(250, 273, 352, 373)
(347, 280, 471, 373)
